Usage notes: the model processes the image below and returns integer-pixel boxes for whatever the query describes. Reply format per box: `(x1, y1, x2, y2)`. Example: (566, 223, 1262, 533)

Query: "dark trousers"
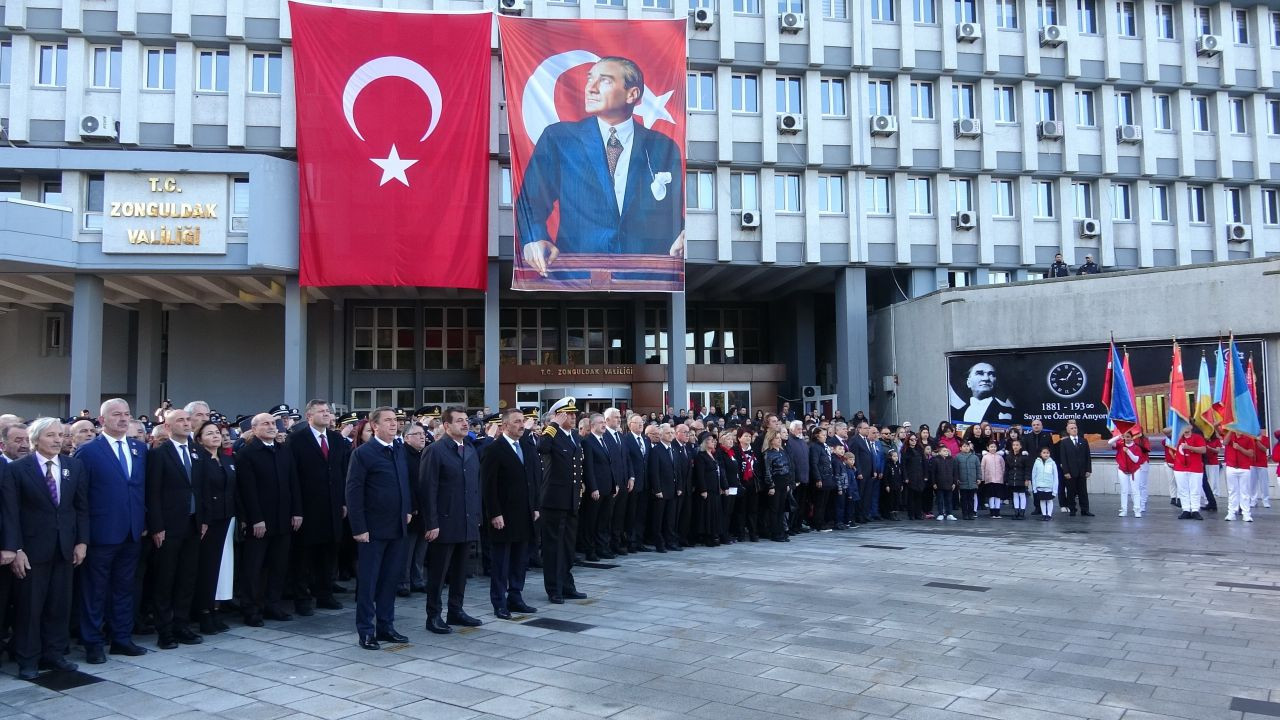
(648, 495, 675, 549)
(859, 475, 877, 519)
(134, 538, 154, 627)
(811, 486, 833, 529)
(735, 487, 758, 539)
(193, 518, 231, 616)
(907, 488, 924, 519)
(488, 541, 529, 611)
(1063, 475, 1090, 512)
(593, 491, 614, 555)
(540, 508, 578, 599)
(610, 486, 630, 549)
(0, 565, 13, 648)
(578, 495, 599, 553)
(675, 492, 692, 544)
(630, 486, 648, 547)
(79, 539, 140, 646)
(719, 494, 736, 541)
(292, 540, 338, 606)
(790, 484, 808, 530)
(14, 558, 73, 671)
(402, 516, 429, 588)
(152, 517, 200, 637)
(240, 533, 290, 618)
(770, 486, 788, 538)
(959, 489, 978, 518)
(356, 536, 406, 636)
(425, 541, 468, 618)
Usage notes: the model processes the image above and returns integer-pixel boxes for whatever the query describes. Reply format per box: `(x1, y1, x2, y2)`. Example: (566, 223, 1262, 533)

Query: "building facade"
(0, 0, 1278, 419)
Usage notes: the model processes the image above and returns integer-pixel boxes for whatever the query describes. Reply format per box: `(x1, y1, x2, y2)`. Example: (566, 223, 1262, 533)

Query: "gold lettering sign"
(101, 173, 230, 255)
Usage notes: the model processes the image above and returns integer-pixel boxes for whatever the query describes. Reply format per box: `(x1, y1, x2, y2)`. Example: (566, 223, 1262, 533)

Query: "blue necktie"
(180, 445, 194, 514)
(513, 440, 524, 464)
(116, 440, 130, 476)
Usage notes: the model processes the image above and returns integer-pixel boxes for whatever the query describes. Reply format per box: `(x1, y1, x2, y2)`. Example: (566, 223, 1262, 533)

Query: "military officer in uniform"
(538, 397, 587, 604)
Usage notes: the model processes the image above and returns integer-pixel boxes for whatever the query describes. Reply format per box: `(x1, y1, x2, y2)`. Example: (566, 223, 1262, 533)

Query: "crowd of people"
(0, 398, 1274, 681)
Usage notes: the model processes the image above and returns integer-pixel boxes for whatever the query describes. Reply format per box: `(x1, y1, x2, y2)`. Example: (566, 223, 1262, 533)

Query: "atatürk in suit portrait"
(517, 56, 684, 276)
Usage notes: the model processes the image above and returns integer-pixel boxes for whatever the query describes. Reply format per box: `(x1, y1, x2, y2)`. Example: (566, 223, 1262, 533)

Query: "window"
(1191, 95, 1211, 132)
(988, 271, 1012, 284)
(696, 307, 765, 365)
(1225, 187, 1245, 223)
(868, 79, 894, 115)
(1262, 188, 1279, 225)
(143, 47, 176, 90)
(643, 306, 669, 364)
(1036, 87, 1057, 122)
(597, 0, 624, 7)
(1195, 7, 1212, 35)
(1112, 183, 1133, 220)
(731, 74, 759, 113)
(84, 174, 104, 230)
(1187, 185, 1207, 223)
(871, 0, 894, 22)
(1273, 11, 1280, 46)
(1151, 185, 1171, 222)
(0, 181, 20, 199)
(1037, 0, 1057, 26)
(500, 307, 560, 365)
(42, 312, 66, 355)
(956, 0, 976, 22)
(421, 388, 483, 413)
(230, 177, 249, 232)
(734, 0, 762, 13)
(90, 46, 122, 89)
(352, 307, 415, 370)
(775, 173, 802, 213)
(913, 0, 936, 23)
(1073, 181, 1093, 218)
(1155, 4, 1175, 39)
(500, 167, 513, 205)
(994, 85, 1017, 123)
(907, 176, 932, 215)
(731, 171, 759, 211)
(197, 49, 229, 92)
(910, 81, 934, 119)
(687, 72, 715, 111)
(952, 83, 975, 119)
(821, 77, 847, 116)
(995, 0, 1018, 28)
(1077, 0, 1097, 33)
(566, 307, 625, 365)
(776, 76, 802, 113)
(1026, 271, 1046, 280)
(643, 0, 673, 7)
(1075, 89, 1096, 126)
(42, 181, 63, 206)
(1153, 94, 1173, 130)
(36, 43, 68, 87)
(1270, 99, 1280, 134)
(865, 176, 892, 214)
(687, 170, 715, 210)
(1116, 1, 1137, 37)
(1115, 91, 1135, 125)
(0, 41, 10, 85)
(947, 270, 971, 287)
(423, 306, 483, 371)
(1234, 9, 1249, 44)
(1033, 180, 1055, 218)
(250, 51, 282, 94)
(951, 178, 974, 212)
(1229, 97, 1247, 134)
(818, 174, 845, 213)
(350, 388, 416, 413)
(991, 179, 1015, 218)
(823, 0, 849, 19)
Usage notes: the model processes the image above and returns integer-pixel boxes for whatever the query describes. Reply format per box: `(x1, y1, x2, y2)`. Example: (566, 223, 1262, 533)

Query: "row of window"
(349, 387, 484, 413)
(0, 42, 281, 94)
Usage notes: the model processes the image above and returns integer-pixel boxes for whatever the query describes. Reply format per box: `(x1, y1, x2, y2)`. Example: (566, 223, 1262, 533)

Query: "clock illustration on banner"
(1047, 361, 1087, 398)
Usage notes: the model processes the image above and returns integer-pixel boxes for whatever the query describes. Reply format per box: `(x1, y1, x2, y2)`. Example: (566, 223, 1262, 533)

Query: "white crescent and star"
(342, 56, 444, 187)
(521, 50, 676, 146)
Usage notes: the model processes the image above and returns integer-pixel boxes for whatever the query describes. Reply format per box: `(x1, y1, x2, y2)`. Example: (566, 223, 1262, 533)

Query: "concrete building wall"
(165, 304, 283, 413)
(0, 303, 133, 416)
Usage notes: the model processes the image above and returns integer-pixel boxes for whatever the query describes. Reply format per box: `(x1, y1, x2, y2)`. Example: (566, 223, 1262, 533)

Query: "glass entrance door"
(683, 384, 751, 415)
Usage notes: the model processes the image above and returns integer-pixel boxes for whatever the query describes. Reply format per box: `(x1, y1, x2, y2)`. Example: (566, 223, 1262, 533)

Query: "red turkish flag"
(291, 3, 490, 289)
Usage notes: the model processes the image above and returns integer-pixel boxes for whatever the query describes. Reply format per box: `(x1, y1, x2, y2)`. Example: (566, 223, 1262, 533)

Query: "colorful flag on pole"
(1102, 340, 1138, 436)
(1223, 336, 1262, 437)
(1193, 353, 1215, 437)
(1167, 340, 1190, 440)
(1246, 354, 1258, 408)
(1122, 349, 1140, 433)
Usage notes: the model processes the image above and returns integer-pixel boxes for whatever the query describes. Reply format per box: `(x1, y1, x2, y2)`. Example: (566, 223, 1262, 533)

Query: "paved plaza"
(2, 495, 1279, 720)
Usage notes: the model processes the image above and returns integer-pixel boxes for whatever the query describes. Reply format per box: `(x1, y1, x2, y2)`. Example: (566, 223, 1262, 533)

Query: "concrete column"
(484, 260, 500, 412)
(792, 292, 816, 392)
(134, 300, 163, 418)
(283, 277, 307, 408)
(910, 268, 937, 297)
(632, 299, 646, 365)
(668, 292, 688, 412)
(834, 268, 869, 417)
(70, 275, 105, 416)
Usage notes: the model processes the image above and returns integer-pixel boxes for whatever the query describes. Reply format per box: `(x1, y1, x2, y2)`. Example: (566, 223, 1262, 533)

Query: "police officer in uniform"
(1048, 253, 1071, 278)
(537, 397, 588, 604)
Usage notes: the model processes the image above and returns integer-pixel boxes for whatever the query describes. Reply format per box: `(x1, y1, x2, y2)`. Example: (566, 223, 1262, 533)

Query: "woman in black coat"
(192, 420, 236, 635)
(808, 427, 834, 531)
(728, 429, 761, 542)
(716, 431, 742, 544)
(901, 434, 926, 520)
(760, 429, 789, 542)
(691, 433, 724, 546)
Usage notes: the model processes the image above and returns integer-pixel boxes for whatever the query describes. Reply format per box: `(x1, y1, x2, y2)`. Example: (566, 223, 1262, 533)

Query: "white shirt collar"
(374, 436, 395, 449)
(170, 437, 190, 452)
(596, 116, 635, 147)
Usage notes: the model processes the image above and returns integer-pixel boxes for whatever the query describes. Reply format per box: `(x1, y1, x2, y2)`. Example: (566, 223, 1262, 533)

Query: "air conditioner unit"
(1039, 24, 1065, 46)
(1037, 120, 1064, 140)
(870, 114, 898, 136)
(802, 385, 821, 400)
(1226, 223, 1252, 242)
(954, 117, 982, 137)
(956, 22, 982, 42)
(779, 11, 804, 32)
(1079, 218, 1101, 237)
(1196, 34, 1221, 56)
(691, 7, 713, 28)
(79, 115, 117, 141)
(740, 211, 760, 229)
(954, 210, 977, 230)
(777, 112, 803, 133)
(498, 0, 526, 15)
(1116, 124, 1143, 143)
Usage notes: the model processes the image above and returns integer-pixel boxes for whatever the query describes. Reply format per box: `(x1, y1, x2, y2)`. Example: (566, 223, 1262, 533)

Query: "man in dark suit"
(481, 409, 540, 620)
(236, 413, 302, 626)
(538, 397, 587, 604)
(616, 413, 646, 555)
(1, 418, 89, 680)
(1056, 420, 1094, 516)
(517, 56, 685, 276)
(0, 421, 27, 659)
(580, 414, 615, 562)
(418, 406, 483, 634)
(345, 407, 412, 650)
(289, 400, 349, 615)
(646, 424, 679, 552)
(851, 422, 876, 524)
(672, 423, 695, 547)
(74, 400, 149, 663)
(785, 421, 811, 532)
(146, 407, 204, 649)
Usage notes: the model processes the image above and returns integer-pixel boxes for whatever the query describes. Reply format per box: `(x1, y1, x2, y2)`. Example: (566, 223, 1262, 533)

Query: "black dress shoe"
(410, 584, 427, 593)
(670, 545, 684, 551)
(509, 601, 537, 614)
(376, 629, 409, 643)
(1178, 511, 1192, 519)
(358, 634, 380, 651)
(110, 641, 148, 657)
(1080, 511, 1095, 517)
(174, 628, 203, 645)
(331, 583, 349, 594)
(85, 645, 107, 664)
(156, 637, 179, 650)
(494, 608, 513, 620)
(1190, 511, 1204, 520)
(585, 554, 599, 562)
(599, 552, 616, 560)
(655, 547, 667, 553)
(426, 616, 453, 634)
(212, 617, 230, 633)
(134, 622, 156, 635)
(263, 609, 293, 621)
(396, 586, 411, 598)
(446, 611, 483, 627)
(294, 602, 315, 617)
(199, 615, 221, 635)
(39, 657, 78, 672)
(243, 615, 265, 628)
(635, 545, 654, 552)
(316, 597, 344, 610)
(563, 591, 587, 600)
(548, 596, 565, 604)
(18, 668, 38, 681)
(613, 546, 628, 556)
